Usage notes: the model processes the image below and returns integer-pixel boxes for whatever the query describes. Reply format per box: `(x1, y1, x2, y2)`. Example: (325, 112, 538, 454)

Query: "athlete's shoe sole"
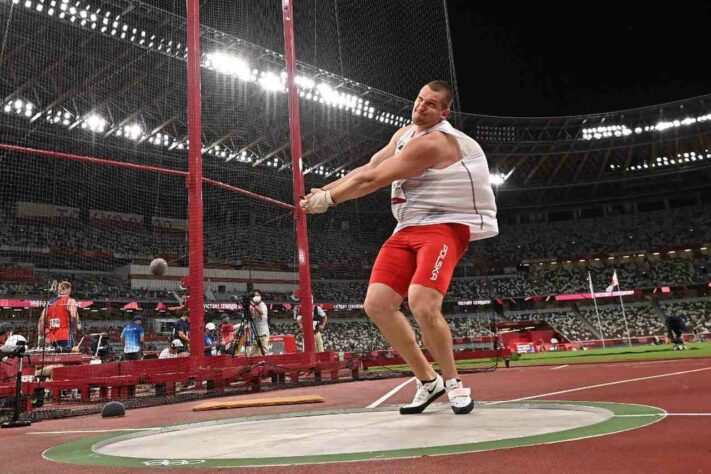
(399, 388, 446, 415)
(451, 398, 475, 414)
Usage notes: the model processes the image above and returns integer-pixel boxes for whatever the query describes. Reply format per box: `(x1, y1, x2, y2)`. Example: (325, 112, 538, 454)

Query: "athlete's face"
(412, 86, 450, 128)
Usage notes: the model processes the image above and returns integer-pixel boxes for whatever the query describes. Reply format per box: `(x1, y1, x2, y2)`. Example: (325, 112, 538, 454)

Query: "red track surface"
(2, 358, 709, 473)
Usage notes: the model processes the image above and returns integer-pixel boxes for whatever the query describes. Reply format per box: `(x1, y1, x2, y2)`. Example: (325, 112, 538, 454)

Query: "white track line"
(368, 366, 711, 409)
(550, 365, 569, 370)
(663, 413, 711, 416)
(28, 428, 159, 435)
(614, 413, 711, 417)
(367, 377, 415, 409)
(480, 366, 711, 406)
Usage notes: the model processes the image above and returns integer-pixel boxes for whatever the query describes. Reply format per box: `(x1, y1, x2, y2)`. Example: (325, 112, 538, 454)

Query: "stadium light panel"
(259, 72, 282, 91)
(205, 52, 252, 81)
(489, 174, 505, 185)
(83, 113, 106, 132)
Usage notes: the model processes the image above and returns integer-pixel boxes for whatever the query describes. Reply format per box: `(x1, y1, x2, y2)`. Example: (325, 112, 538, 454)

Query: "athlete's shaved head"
(425, 80, 453, 109)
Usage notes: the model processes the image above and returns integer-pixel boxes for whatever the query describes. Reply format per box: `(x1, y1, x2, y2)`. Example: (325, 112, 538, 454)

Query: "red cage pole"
(186, 0, 204, 363)
(282, 0, 315, 355)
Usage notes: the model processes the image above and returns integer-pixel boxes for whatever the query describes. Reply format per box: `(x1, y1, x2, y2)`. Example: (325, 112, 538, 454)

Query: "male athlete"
(301, 81, 498, 414)
(665, 314, 687, 350)
(38, 281, 81, 351)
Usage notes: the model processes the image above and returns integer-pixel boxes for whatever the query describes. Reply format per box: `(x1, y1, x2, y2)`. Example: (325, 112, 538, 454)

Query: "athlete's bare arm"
(68, 298, 80, 329)
(316, 126, 411, 193)
(328, 131, 448, 204)
(37, 308, 46, 336)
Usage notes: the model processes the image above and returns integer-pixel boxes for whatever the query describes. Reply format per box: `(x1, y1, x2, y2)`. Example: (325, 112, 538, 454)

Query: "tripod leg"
(232, 323, 246, 356)
(1, 356, 32, 428)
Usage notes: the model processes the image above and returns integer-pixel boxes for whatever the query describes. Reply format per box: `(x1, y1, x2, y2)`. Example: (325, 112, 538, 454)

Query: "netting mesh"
(0, 0, 498, 406)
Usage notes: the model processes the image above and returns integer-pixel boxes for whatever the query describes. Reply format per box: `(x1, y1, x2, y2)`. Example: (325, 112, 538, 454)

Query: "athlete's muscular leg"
(408, 284, 458, 381)
(364, 283, 436, 381)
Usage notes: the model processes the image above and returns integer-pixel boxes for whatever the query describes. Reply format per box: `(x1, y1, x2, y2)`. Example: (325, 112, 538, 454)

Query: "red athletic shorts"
(369, 223, 470, 297)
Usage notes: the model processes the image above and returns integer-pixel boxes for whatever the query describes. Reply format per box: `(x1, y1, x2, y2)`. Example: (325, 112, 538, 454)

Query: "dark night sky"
(169, 1, 710, 117)
(446, 1, 711, 116)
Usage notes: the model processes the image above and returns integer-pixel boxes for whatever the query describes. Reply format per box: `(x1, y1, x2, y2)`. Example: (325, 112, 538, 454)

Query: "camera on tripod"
(0, 335, 31, 429)
(228, 291, 266, 356)
(231, 292, 259, 319)
(0, 336, 27, 360)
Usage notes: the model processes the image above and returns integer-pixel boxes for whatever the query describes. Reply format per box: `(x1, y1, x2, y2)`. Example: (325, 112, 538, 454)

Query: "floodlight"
(84, 113, 107, 132)
(259, 72, 282, 91)
(490, 174, 505, 185)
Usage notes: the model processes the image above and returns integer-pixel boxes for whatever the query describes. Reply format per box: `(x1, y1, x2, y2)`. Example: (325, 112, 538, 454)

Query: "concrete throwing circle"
(44, 401, 665, 468)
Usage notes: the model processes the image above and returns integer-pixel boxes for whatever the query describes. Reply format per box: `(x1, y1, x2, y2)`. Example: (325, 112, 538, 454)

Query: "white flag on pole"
(605, 270, 619, 292)
(587, 272, 595, 294)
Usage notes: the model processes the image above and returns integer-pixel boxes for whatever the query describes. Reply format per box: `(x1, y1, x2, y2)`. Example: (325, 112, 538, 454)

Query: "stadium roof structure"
(1, 0, 709, 213)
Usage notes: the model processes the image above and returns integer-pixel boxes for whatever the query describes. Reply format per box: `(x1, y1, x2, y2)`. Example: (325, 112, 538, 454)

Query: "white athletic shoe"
(399, 374, 445, 415)
(446, 378, 474, 415)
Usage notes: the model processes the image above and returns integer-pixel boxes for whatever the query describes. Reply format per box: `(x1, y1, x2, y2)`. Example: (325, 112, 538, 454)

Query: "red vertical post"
(282, 0, 315, 355)
(186, 0, 204, 363)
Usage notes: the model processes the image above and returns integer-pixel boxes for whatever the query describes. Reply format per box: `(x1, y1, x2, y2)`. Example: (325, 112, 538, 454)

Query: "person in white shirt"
(249, 291, 269, 356)
(298, 305, 328, 352)
(159, 339, 183, 359)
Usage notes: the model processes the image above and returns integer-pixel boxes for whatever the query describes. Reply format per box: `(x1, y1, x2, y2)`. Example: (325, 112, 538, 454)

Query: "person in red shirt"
(38, 281, 80, 351)
(219, 315, 236, 354)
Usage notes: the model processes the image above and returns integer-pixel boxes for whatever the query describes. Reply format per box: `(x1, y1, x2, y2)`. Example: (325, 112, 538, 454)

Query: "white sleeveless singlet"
(390, 120, 498, 241)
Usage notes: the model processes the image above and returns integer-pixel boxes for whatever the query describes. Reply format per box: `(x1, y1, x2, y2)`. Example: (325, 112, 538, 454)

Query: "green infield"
(507, 341, 711, 366)
(364, 342, 711, 373)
